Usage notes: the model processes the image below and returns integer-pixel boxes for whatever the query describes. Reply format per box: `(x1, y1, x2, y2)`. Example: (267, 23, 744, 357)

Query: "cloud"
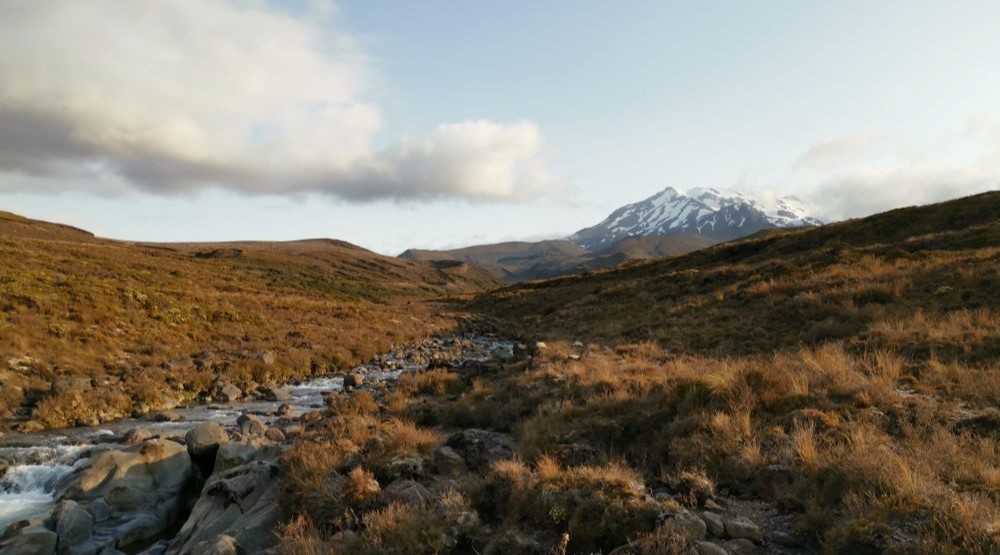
(0, 1, 560, 201)
(795, 123, 1000, 220)
(793, 129, 888, 170)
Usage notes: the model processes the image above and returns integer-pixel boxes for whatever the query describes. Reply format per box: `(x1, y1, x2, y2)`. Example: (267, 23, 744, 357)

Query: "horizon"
(2, 1, 1000, 255)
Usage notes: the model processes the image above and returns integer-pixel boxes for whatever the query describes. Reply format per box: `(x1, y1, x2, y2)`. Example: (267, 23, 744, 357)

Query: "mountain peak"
(569, 188, 823, 249)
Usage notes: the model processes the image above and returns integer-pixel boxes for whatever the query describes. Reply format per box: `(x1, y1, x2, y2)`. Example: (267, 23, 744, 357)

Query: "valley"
(1, 193, 998, 554)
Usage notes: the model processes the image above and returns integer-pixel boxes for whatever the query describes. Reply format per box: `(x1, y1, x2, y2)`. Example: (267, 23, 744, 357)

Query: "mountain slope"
(0, 212, 499, 430)
(400, 234, 717, 282)
(570, 187, 822, 249)
(463, 191, 1000, 554)
(400, 240, 589, 281)
(477, 191, 999, 352)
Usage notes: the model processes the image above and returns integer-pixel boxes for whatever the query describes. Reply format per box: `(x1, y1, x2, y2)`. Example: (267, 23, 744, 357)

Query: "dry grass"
(0, 214, 500, 431)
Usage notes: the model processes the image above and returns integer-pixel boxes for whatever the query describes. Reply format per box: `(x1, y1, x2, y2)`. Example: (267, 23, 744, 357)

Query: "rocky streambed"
(0, 332, 515, 555)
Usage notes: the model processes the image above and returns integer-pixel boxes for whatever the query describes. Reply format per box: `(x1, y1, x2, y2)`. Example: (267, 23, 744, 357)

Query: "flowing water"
(0, 334, 514, 536)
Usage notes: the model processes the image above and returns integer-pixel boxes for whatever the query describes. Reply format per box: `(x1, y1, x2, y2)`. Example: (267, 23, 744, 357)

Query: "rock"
(1, 519, 44, 541)
(190, 535, 245, 555)
(723, 516, 763, 542)
(214, 443, 259, 473)
(299, 411, 322, 424)
(344, 374, 364, 388)
(97, 549, 126, 555)
(445, 429, 514, 472)
(660, 510, 706, 541)
(433, 446, 465, 476)
(768, 531, 799, 547)
(51, 500, 93, 553)
(214, 383, 242, 403)
(703, 498, 723, 512)
(153, 411, 182, 423)
(534, 341, 547, 351)
(185, 422, 229, 459)
(694, 542, 727, 555)
(276, 404, 294, 416)
(57, 439, 192, 509)
(387, 456, 424, 480)
(165, 460, 280, 555)
(701, 511, 724, 537)
(722, 538, 758, 554)
(236, 414, 266, 437)
(121, 428, 152, 446)
(381, 480, 431, 506)
(0, 526, 58, 555)
(263, 428, 284, 442)
(87, 499, 111, 523)
(261, 387, 291, 402)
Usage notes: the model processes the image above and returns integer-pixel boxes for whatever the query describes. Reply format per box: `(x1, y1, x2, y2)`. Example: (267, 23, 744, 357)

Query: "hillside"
(0, 212, 499, 431)
(457, 192, 1000, 552)
(401, 234, 717, 282)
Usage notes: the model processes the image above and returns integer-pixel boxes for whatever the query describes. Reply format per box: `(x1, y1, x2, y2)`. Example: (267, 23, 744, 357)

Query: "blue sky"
(1, 1, 998, 253)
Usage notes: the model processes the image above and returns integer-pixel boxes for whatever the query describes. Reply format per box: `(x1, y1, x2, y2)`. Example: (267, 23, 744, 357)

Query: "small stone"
(263, 428, 285, 442)
(87, 499, 112, 523)
(701, 511, 724, 537)
(214, 382, 242, 403)
(121, 427, 151, 446)
(344, 374, 364, 388)
(381, 480, 431, 507)
(724, 516, 763, 542)
(703, 498, 723, 511)
(153, 410, 181, 422)
(277, 403, 294, 416)
(722, 538, 758, 554)
(434, 446, 466, 476)
(694, 542, 727, 555)
(262, 386, 291, 402)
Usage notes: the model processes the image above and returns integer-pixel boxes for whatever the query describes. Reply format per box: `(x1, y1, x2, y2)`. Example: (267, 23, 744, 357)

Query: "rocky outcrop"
(165, 456, 280, 555)
(53, 440, 193, 552)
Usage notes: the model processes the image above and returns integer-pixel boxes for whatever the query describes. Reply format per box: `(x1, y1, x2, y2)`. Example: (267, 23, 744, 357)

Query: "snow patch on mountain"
(570, 187, 823, 249)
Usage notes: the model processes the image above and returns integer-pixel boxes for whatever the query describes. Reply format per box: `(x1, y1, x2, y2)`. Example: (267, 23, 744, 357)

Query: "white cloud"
(0, 1, 560, 201)
(795, 123, 1000, 220)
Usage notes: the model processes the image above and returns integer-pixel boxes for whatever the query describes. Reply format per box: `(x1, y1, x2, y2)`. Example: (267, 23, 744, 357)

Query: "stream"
(0, 333, 515, 539)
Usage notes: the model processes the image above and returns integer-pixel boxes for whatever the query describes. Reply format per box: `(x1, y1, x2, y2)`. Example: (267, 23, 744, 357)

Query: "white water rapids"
(0, 444, 90, 532)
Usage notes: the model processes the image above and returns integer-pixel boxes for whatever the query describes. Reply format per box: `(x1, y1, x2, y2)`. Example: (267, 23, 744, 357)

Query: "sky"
(1, 0, 999, 254)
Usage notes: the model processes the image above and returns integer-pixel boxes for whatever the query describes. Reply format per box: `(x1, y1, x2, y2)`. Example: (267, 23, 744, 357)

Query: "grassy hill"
(0, 212, 499, 431)
(453, 192, 1000, 552)
(401, 234, 716, 282)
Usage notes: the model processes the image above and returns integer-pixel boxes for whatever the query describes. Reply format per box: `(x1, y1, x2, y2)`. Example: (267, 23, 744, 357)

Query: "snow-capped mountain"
(570, 187, 823, 249)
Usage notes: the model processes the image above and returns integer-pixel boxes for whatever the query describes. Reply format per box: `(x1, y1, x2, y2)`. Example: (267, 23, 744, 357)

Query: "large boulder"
(165, 460, 280, 555)
(185, 422, 229, 459)
(53, 440, 192, 552)
(50, 500, 93, 554)
(57, 440, 191, 506)
(0, 526, 58, 555)
(445, 429, 514, 472)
